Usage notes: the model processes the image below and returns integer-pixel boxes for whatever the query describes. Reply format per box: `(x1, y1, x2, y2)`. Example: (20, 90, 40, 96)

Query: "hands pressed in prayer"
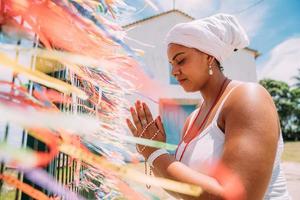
(126, 100, 166, 159)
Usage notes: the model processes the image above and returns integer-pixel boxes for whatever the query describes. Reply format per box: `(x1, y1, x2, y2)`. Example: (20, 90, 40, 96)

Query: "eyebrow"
(172, 52, 185, 61)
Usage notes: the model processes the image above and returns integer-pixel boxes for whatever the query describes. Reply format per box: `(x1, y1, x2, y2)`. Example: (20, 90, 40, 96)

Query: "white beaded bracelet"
(147, 148, 169, 168)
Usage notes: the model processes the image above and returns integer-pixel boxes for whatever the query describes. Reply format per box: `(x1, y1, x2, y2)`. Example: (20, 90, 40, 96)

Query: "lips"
(177, 79, 187, 84)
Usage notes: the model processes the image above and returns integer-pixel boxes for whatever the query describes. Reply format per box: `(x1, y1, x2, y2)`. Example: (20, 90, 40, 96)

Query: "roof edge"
(245, 47, 261, 58)
(122, 9, 194, 29)
(122, 10, 260, 58)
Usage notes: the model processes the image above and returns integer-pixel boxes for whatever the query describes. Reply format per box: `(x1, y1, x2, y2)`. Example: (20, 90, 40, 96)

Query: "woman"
(126, 13, 290, 200)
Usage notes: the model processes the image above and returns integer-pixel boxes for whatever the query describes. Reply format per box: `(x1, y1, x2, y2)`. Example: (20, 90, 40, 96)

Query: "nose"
(171, 64, 181, 77)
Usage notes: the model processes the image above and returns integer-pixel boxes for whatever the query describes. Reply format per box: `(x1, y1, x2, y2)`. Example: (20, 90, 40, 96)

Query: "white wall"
(223, 49, 257, 82)
(0, 38, 34, 148)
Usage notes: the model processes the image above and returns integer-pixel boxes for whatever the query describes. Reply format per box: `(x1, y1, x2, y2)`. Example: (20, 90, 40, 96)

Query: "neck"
(200, 72, 228, 107)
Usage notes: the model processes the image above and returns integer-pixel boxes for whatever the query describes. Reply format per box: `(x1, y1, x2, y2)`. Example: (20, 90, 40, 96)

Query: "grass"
(0, 166, 74, 200)
(0, 169, 18, 200)
(0, 190, 17, 200)
(282, 141, 300, 163)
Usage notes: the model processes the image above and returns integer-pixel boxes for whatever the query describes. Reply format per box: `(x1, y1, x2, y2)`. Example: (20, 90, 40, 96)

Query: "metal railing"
(0, 37, 93, 199)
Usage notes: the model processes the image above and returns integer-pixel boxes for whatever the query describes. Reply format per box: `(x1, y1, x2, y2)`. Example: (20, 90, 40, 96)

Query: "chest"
(183, 105, 226, 143)
(176, 124, 225, 170)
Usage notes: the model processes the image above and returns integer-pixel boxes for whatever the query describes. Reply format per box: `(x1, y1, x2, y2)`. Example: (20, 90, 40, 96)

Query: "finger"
(155, 116, 166, 137)
(142, 102, 154, 123)
(135, 100, 147, 127)
(126, 118, 138, 136)
(130, 107, 143, 131)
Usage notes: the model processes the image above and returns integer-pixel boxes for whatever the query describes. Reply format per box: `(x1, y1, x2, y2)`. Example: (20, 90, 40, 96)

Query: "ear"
(208, 55, 215, 66)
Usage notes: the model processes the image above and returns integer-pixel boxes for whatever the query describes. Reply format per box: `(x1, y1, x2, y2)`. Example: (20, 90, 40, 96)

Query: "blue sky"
(118, 0, 300, 85)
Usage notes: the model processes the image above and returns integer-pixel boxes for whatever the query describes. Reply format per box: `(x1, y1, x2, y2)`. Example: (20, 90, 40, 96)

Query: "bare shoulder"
(235, 82, 273, 99)
(222, 81, 279, 136)
(224, 82, 276, 115)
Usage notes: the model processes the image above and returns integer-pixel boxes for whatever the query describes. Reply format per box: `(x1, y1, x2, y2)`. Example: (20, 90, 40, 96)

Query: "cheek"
(187, 62, 209, 88)
(185, 60, 207, 78)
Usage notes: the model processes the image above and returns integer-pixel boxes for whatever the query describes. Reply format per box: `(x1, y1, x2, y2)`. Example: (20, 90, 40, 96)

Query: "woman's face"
(167, 43, 211, 92)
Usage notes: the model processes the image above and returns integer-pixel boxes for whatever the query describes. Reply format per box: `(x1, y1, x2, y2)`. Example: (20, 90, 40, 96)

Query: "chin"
(182, 86, 198, 93)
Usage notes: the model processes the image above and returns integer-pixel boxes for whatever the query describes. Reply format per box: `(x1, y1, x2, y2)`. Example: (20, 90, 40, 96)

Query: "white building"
(124, 9, 259, 145)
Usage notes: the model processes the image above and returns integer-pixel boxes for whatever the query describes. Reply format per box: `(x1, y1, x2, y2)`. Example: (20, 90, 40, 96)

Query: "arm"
(127, 84, 279, 199)
(219, 83, 279, 199)
(152, 112, 224, 199)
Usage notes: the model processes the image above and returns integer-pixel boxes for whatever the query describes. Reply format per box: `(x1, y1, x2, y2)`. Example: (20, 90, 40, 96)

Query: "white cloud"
(234, 4, 269, 39)
(258, 37, 300, 85)
(152, 0, 221, 18)
(154, 0, 269, 38)
(152, 0, 170, 11)
(176, 0, 219, 17)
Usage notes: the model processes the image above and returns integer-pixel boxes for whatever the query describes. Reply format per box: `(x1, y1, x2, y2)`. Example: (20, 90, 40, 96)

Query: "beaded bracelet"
(139, 120, 154, 138)
(137, 129, 160, 153)
(144, 148, 169, 189)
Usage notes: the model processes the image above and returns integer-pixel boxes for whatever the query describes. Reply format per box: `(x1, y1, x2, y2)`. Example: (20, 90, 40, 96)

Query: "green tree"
(293, 68, 300, 87)
(259, 79, 299, 140)
(289, 87, 300, 139)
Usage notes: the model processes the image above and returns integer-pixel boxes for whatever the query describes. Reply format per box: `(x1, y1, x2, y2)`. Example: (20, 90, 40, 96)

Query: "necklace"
(176, 77, 229, 161)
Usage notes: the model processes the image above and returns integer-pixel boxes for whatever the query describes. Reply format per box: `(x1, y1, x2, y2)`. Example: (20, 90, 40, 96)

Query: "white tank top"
(175, 85, 290, 199)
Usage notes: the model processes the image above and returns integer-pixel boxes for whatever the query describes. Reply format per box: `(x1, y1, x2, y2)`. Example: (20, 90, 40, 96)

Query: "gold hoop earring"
(208, 65, 213, 75)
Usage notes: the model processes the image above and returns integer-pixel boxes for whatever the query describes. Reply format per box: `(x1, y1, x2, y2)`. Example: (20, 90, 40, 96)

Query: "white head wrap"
(165, 13, 249, 64)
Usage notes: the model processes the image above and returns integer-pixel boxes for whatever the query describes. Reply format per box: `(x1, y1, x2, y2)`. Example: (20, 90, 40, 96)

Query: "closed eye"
(177, 59, 185, 65)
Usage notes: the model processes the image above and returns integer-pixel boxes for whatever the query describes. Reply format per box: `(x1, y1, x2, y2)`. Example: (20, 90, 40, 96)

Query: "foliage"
(260, 79, 300, 141)
(292, 69, 300, 88)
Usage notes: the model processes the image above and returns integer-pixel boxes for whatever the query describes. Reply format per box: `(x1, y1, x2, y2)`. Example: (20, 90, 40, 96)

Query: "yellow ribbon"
(0, 52, 87, 100)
